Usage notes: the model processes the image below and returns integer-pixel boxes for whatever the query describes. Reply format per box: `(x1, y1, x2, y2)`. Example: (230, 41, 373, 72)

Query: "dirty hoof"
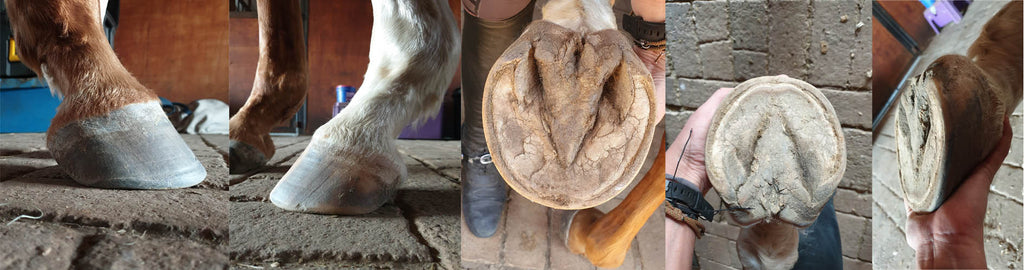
(896, 55, 1005, 213)
(705, 75, 845, 227)
(46, 101, 206, 189)
(269, 133, 404, 215)
(229, 140, 267, 174)
(483, 21, 658, 210)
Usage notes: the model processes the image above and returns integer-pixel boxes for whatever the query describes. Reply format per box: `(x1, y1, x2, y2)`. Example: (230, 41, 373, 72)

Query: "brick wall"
(665, 0, 872, 269)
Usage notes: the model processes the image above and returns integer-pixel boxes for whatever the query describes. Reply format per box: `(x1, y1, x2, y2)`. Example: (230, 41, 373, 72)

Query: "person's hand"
(905, 116, 1013, 269)
(665, 87, 732, 270)
(666, 87, 732, 195)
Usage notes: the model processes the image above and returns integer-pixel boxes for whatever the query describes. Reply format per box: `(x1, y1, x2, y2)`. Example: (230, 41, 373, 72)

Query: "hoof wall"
(47, 102, 206, 189)
(269, 138, 404, 215)
(229, 140, 267, 174)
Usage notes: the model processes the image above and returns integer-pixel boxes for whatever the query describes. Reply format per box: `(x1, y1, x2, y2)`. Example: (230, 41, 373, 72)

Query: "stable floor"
(228, 137, 461, 268)
(0, 133, 229, 269)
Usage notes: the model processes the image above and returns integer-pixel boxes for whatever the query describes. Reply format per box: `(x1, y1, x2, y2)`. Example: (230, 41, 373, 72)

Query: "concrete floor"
(872, 1, 1024, 268)
(0, 133, 229, 269)
(228, 137, 461, 269)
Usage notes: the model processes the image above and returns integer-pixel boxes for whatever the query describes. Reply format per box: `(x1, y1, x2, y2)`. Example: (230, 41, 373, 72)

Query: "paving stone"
(694, 233, 741, 268)
(836, 212, 869, 261)
(732, 50, 767, 81)
(834, 188, 871, 218)
(767, 0, 810, 79)
(73, 232, 228, 269)
(460, 212, 506, 266)
(665, 110, 693, 145)
(395, 140, 461, 170)
(1007, 131, 1022, 167)
(230, 202, 432, 264)
(839, 128, 871, 192)
(0, 153, 57, 181)
(728, 0, 768, 52)
(0, 133, 48, 156)
(992, 165, 1023, 203)
(983, 194, 1024, 269)
(501, 193, 549, 270)
(704, 220, 739, 241)
(693, 1, 729, 43)
(636, 208, 666, 270)
(843, 257, 872, 270)
(850, 0, 872, 90)
(547, 210, 596, 270)
(698, 257, 738, 270)
(396, 164, 461, 269)
(199, 134, 229, 156)
(870, 204, 916, 269)
(0, 177, 228, 241)
(699, 41, 735, 81)
(808, 0, 861, 87)
(0, 222, 81, 270)
(667, 2, 701, 79)
(269, 136, 310, 148)
(677, 78, 736, 109)
(820, 89, 872, 129)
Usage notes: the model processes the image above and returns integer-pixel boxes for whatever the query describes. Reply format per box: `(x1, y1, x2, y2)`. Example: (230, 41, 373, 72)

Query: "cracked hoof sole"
(47, 102, 206, 189)
(269, 138, 404, 215)
(483, 21, 657, 209)
(895, 72, 947, 213)
(229, 140, 267, 174)
(705, 75, 845, 227)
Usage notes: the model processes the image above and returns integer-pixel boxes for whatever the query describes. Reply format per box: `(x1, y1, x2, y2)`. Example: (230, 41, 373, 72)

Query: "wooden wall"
(230, 0, 461, 134)
(872, 1, 937, 119)
(228, 17, 258, 116)
(114, 0, 229, 104)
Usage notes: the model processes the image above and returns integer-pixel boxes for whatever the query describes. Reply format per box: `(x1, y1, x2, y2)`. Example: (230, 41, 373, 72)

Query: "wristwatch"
(665, 174, 715, 221)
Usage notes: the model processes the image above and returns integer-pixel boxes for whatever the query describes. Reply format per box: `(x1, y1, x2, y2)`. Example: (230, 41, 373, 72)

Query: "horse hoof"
(705, 75, 846, 227)
(269, 134, 404, 215)
(483, 21, 658, 210)
(229, 140, 267, 174)
(47, 101, 206, 189)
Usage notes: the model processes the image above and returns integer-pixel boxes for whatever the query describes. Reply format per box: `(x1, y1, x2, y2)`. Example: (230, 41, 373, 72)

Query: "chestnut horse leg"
(268, 0, 460, 215)
(5, 0, 205, 189)
(229, 0, 309, 174)
(565, 138, 665, 268)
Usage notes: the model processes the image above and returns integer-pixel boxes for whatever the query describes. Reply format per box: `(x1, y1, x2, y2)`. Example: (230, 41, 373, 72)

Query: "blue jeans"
(793, 196, 844, 269)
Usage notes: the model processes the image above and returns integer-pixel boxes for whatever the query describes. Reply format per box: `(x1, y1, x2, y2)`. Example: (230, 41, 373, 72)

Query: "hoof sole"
(705, 75, 845, 227)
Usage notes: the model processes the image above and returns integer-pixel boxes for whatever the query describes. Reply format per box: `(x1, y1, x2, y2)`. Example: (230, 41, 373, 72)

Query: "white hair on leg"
(541, 0, 616, 33)
(318, 0, 459, 139)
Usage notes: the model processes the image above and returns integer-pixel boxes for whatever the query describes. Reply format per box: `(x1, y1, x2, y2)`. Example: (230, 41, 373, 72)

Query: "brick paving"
(872, 1, 1023, 268)
(460, 176, 665, 270)
(0, 133, 229, 269)
(228, 137, 461, 269)
(667, 0, 873, 269)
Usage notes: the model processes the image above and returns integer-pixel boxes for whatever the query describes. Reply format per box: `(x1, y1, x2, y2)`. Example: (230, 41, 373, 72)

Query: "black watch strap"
(622, 13, 665, 45)
(665, 175, 715, 220)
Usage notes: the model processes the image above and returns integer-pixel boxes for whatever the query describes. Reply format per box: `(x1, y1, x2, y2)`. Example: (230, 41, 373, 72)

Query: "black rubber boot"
(461, 3, 533, 238)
